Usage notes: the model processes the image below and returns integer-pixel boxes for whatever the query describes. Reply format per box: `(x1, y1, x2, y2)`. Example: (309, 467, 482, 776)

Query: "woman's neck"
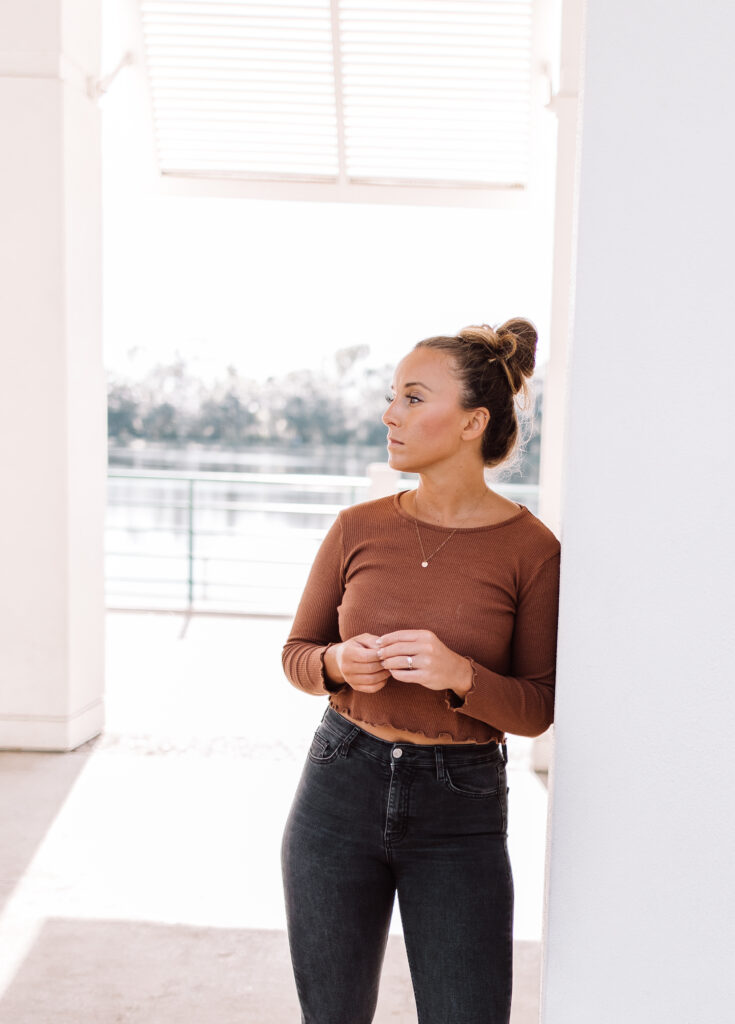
(409, 479, 495, 527)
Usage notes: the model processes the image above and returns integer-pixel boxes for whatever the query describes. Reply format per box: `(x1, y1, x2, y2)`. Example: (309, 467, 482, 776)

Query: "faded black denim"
(281, 706, 514, 1024)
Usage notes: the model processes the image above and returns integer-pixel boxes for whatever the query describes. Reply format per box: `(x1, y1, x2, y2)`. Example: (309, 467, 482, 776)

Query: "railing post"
(187, 478, 195, 609)
(366, 462, 400, 500)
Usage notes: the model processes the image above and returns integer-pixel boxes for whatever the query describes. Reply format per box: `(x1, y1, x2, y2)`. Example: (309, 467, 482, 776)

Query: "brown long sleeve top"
(282, 491, 561, 744)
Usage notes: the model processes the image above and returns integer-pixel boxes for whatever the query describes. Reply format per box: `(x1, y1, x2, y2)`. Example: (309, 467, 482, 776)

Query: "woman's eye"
(384, 392, 421, 405)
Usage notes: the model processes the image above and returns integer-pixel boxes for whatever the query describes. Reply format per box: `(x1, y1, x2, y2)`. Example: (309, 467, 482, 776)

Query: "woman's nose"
(382, 400, 399, 427)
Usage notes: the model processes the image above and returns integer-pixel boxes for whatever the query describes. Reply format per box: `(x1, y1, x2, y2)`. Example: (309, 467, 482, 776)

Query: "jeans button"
(393, 747, 403, 758)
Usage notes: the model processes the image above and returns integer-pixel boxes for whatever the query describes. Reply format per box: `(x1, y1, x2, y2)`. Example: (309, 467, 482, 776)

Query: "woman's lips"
(387, 438, 404, 447)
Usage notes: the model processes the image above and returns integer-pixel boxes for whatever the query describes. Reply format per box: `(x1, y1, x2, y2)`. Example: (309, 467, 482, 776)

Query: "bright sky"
(102, 194, 553, 386)
(100, 0, 555, 388)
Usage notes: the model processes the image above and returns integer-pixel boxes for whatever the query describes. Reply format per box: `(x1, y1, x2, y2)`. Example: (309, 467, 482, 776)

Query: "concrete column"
(532, 0, 586, 775)
(0, 0, 105, 750)
(537, 0, 585, 541)
(542, 2, 735, 1022)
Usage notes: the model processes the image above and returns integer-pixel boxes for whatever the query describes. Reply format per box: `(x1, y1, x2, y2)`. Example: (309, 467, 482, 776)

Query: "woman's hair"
(414, 318, 538, 477)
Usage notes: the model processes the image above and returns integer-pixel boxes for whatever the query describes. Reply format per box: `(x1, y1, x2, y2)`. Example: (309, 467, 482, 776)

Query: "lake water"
(106, 443, 537, 616)
(108, 442, 389, 477)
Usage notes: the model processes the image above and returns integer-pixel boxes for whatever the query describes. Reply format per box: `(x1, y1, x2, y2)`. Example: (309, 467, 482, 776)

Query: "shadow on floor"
(0, 752, 90, 917)
(0, 918, 540, 1024)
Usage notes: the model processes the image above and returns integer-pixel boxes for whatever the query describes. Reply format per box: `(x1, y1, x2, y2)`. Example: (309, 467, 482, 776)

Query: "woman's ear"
(461, 407, 490, 441)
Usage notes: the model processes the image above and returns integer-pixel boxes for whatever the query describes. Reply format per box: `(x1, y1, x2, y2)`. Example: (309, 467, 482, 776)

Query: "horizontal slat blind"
(139, 0, 535, 188)
(140, 1, 339, 177)
(339, 0, 533, 186)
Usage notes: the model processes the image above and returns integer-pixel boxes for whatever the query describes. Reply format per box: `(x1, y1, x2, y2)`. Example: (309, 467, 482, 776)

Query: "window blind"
(139, 0, 535, 189)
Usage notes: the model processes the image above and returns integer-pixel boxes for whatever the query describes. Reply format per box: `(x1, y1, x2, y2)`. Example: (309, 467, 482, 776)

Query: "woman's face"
(382, 347, 481, 473)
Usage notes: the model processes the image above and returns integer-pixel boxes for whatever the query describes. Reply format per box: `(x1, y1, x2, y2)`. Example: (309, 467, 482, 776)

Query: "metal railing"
(106, 467, 539, 617)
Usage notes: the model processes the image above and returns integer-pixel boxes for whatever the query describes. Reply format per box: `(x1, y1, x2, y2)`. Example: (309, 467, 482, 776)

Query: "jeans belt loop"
(434, 745, 446, 783)
(338, 726, 360, 757)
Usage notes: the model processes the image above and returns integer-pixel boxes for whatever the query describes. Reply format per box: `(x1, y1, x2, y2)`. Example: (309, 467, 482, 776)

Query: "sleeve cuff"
(320, 642, 347, 695)
(444, 656, 477, 710)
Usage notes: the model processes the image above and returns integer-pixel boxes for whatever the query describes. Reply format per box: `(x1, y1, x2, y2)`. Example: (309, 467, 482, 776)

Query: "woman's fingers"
(352, 667, 390, 683)
(381, 656, 424, 672)
(340, 639, 390, 688)
(344, 654, 387, 675)
(336, 640, 382, 675)
(351, 647, 388, 664)
(354, 633, 382, 645)
(385, 669, 423, 684)
(376, 643, 429, 664)
(351, 669, 390, 691)
(376, 630, 424, 645)
(345, 638, 386, 663)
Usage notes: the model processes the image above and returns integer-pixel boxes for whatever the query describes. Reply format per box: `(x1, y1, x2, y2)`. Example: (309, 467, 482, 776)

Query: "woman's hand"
(374, 630, 474, 695)
(324, 634, 392, 693)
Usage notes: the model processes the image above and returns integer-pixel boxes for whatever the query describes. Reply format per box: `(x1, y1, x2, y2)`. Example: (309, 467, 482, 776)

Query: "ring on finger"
(406, 655, 413, 670)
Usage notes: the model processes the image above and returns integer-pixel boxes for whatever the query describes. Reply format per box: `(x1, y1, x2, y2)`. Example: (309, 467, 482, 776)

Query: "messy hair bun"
(414, 318, 538, 473)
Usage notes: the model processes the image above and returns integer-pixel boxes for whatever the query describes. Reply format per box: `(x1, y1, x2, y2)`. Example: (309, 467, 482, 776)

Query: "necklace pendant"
(421, 560, 429, 568)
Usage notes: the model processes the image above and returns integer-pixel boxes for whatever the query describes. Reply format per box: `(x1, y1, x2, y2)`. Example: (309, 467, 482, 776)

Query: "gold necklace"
(413, 518, 458, 567)
(410, 490, 490, 567)
(410, 492, 465, 567)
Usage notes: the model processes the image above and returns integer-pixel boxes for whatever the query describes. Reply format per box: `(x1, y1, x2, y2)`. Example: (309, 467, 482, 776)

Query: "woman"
(280, 319, 561, 1024)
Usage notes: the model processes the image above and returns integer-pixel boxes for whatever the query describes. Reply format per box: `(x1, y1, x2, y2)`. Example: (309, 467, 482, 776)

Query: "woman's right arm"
(281, 513, 350, 696)
(282, 512, 390, 695)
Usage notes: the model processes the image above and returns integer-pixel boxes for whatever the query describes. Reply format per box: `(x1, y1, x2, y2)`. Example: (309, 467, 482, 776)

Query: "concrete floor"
(0, 612, 550, 1023)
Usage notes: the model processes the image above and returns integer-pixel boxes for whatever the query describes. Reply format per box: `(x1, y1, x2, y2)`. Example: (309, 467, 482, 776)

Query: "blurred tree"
(107, 381, 142, 441)
(142, 401, 181, 442)
(106, 348, 543, 484)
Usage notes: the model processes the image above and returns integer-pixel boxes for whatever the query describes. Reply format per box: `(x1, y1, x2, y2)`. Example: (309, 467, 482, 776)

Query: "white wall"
(543, 2, 735, 1021)
(0, 0, 106, 750)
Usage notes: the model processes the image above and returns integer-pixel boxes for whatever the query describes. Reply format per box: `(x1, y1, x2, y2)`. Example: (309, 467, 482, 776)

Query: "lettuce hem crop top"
(281, 491, 561, 745)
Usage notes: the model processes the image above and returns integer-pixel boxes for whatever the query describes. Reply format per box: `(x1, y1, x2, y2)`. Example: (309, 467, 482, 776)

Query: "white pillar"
(537, 0, 585, 541)
(542, 2, 735, 1022)
(532, 0, 586, 776)
(0, 0, 105, 750)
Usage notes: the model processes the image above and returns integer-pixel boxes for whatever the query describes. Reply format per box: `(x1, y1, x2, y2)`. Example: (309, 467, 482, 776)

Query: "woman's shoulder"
(337, 493, 397, 527)
(515, 506, 561, 559)
(507, 509, 560, 595)
(337, 494, 559, 556)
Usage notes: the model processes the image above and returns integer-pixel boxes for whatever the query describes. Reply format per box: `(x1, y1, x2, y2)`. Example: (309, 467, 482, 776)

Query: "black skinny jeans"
(281, 706, 514, 1024)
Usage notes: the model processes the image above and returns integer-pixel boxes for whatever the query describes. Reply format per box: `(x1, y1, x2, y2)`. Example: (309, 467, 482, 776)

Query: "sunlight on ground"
(0, 613, 550, 1006)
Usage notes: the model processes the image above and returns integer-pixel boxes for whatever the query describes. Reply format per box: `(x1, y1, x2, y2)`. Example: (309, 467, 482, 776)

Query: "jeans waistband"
(319, 705, 508, 767)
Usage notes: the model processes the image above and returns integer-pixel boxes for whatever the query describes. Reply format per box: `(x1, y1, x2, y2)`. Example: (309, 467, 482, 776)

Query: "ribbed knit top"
(282, 491, 561, 744)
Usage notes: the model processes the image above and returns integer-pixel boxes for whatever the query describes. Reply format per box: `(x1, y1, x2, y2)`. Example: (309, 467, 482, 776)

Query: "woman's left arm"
(376, 551, 561, 737)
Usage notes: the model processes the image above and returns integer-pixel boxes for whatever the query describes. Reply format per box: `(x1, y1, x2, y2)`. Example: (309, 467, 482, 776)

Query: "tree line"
(107, 345, 544, 482)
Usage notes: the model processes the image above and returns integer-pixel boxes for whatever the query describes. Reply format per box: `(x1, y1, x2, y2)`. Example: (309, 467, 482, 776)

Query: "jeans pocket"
(442, 758, 502, 798)
(306, 725, 343, 765)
